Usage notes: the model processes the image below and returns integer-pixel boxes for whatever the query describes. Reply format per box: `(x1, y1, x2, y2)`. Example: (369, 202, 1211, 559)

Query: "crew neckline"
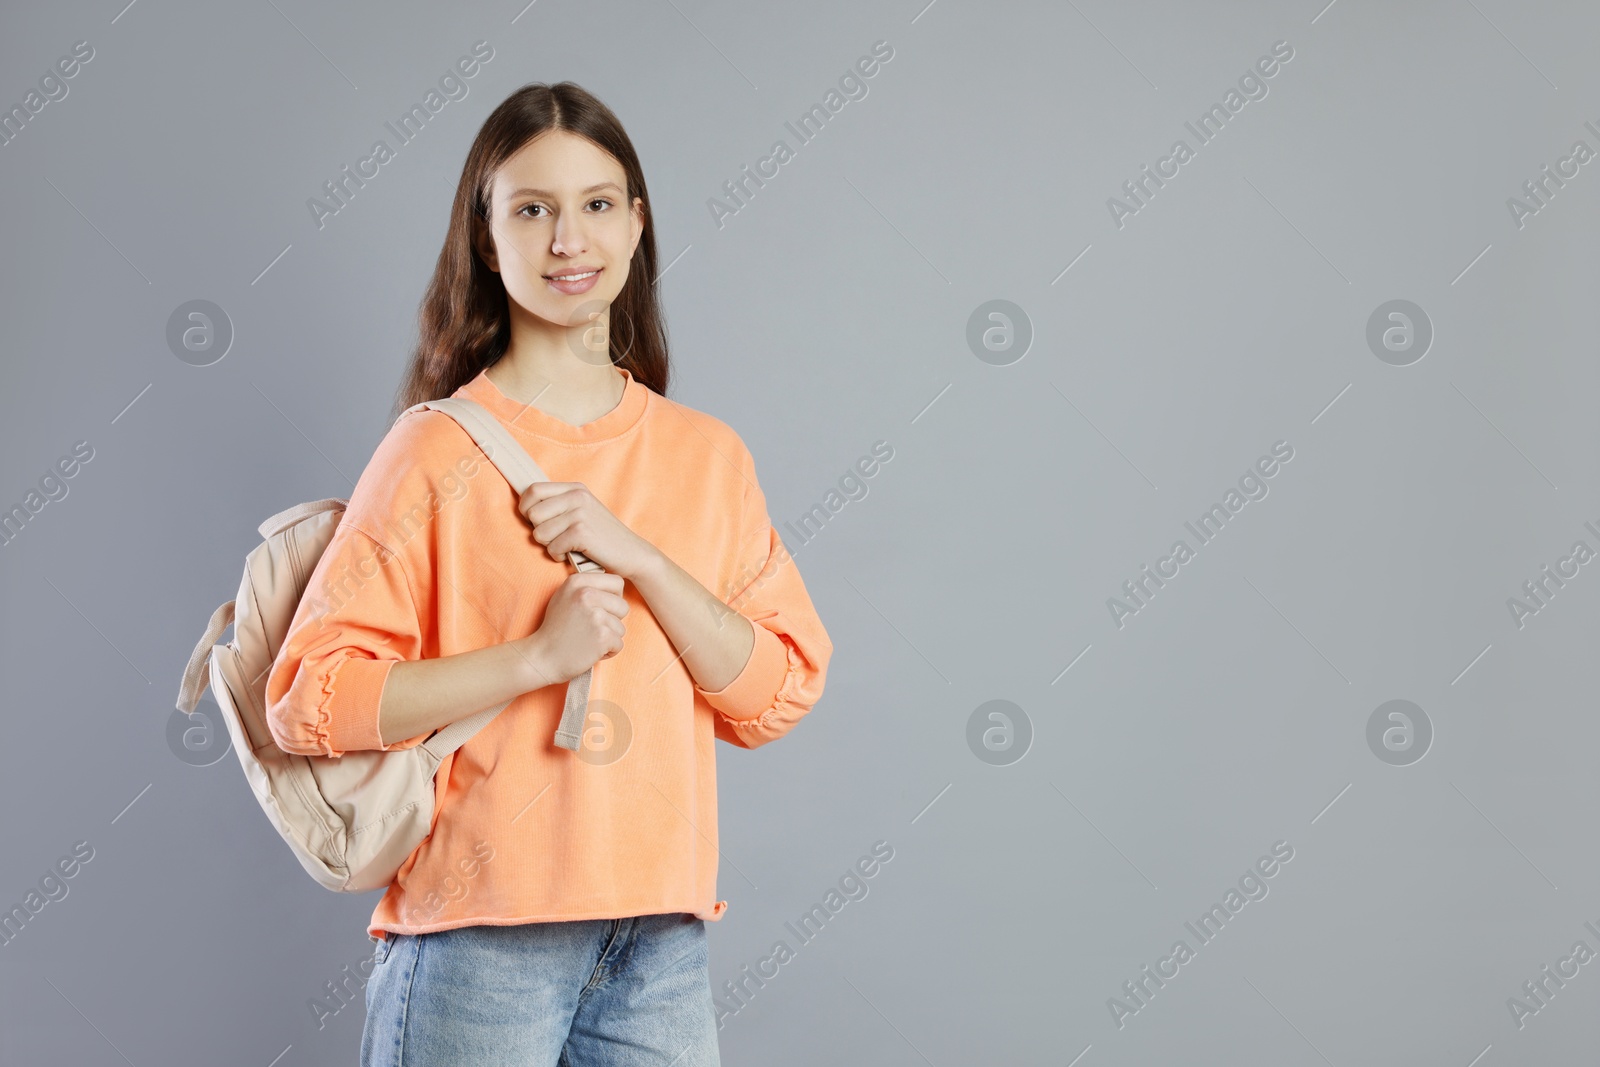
(456, 364, 649, 444)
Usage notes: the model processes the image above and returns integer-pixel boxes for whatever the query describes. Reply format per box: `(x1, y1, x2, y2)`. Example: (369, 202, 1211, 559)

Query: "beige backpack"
(174, 396, 600, 893)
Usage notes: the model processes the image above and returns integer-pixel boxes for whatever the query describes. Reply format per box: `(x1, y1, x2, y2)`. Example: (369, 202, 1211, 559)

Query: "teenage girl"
(265, 81, 833, 1066)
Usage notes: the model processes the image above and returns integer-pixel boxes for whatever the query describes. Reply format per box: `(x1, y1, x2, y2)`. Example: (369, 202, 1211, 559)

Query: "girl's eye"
(517, 199, 612, 219)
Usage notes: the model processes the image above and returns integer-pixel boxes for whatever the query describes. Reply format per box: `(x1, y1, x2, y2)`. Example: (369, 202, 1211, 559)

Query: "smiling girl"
(265, 81, 833, 1066)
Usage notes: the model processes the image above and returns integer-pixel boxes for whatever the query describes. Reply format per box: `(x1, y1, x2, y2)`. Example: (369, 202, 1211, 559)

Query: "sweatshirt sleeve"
(698, 451, 833, 749)
(264, 519, 434, 758)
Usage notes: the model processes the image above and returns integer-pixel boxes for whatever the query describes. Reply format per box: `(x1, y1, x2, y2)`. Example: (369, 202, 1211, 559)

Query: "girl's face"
(475, 129, 644, 357)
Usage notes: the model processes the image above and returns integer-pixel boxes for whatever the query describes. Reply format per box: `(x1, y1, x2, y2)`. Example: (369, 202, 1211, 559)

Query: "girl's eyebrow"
(507, 181, 623, 198)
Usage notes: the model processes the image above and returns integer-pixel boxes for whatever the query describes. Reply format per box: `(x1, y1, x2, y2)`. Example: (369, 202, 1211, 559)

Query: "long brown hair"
(392, 81, 671, 419)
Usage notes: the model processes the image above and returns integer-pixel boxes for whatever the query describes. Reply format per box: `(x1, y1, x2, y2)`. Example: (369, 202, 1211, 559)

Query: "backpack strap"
(177, 599, 235, 713)
(402, 396, 599, 753)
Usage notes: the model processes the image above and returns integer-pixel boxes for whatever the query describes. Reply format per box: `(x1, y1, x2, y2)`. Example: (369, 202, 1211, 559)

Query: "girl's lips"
(546, 267, 601, 294)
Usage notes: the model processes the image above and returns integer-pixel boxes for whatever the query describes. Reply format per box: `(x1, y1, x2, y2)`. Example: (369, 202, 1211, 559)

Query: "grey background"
(2, 0, 1597, 1063)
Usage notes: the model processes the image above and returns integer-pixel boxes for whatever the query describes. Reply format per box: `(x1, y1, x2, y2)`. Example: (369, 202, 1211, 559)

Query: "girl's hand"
(517, 481, 659, 581)
(525, 571, 629, 682)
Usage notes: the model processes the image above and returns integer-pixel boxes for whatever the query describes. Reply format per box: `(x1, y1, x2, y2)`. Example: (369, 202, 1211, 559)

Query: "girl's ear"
(629, 196, 645, 258)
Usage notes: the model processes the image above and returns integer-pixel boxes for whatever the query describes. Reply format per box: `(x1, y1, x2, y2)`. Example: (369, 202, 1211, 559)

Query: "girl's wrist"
(622, 541, 667, 586)
(511, 632, 554, 692)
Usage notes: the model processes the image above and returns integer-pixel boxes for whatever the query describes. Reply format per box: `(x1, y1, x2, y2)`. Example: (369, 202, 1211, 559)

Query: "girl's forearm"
(376, 636, 552, 746)
(628, 546, 755, 694)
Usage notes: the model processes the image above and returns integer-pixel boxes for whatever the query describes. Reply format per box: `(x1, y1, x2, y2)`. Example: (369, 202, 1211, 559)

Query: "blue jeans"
(361, 913, 721, 1066)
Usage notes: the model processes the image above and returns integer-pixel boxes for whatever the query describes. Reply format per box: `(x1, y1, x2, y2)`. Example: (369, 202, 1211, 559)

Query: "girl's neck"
(485, 347, 624, 428)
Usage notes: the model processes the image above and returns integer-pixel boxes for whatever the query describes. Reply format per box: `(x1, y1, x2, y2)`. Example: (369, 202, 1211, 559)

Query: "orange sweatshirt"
(263, 366, 832, 940)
